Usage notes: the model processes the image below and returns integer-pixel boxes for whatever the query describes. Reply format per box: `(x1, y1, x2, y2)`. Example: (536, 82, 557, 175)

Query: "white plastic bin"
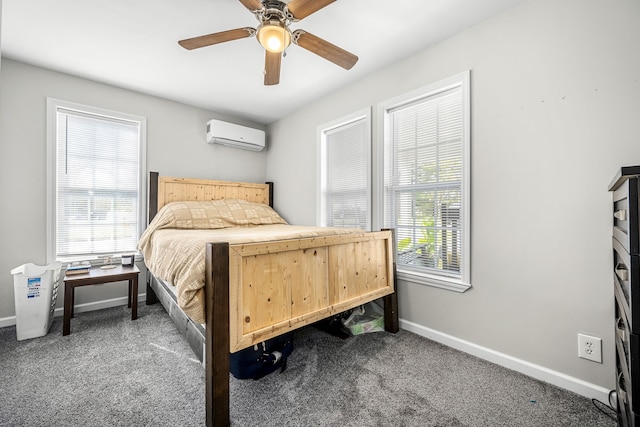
(10, 262, 62, 341)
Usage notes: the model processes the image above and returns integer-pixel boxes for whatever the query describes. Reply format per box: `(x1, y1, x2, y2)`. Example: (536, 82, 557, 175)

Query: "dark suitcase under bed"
(230, 332, 294, 380)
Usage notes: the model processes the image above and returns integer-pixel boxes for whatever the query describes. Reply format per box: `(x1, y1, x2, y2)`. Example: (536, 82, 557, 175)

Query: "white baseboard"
(400, 319, 613, 404)
(0, 317, 15, 328)
(0, 294, 146, 329)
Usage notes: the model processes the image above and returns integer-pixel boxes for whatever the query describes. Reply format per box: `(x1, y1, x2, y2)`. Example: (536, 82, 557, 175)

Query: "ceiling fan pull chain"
(281, 22, 288, 58)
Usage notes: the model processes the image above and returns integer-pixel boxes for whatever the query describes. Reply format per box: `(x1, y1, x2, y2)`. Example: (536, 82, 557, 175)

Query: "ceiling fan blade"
(239, 0, 263, 12)
(292, 30, 358, 70)
(264, 50, 281, 86)
(286, 0, 335, 20)
(178, 28, 255, 50)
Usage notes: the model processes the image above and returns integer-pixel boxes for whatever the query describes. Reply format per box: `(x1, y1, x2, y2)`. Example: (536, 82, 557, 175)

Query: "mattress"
(138, 199, 361, 324)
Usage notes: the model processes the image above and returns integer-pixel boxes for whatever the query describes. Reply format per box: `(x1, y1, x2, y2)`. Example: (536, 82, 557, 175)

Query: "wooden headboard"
(148, 172, 273, 223)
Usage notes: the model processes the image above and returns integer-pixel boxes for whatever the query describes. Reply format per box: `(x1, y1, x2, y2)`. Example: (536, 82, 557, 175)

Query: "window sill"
(397, 269, 471, 293)
(57, 251, 142, 266)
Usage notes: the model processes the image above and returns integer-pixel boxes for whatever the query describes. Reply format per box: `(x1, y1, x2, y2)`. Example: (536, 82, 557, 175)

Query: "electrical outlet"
(578, 333, 602, 363)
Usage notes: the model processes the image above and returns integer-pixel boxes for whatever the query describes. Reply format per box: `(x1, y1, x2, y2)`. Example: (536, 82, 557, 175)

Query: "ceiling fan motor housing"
(259, 0, 290, 23)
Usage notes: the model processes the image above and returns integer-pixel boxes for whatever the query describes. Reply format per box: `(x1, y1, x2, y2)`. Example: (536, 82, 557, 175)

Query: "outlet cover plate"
(578, 333, 602, 363)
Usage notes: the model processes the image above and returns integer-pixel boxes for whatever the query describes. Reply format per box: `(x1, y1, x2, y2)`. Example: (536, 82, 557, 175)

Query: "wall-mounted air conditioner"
(206, 119, 266, 151)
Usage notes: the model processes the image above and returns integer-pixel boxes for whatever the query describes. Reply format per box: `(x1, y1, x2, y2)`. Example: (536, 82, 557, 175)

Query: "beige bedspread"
(138, 199, 361, 323)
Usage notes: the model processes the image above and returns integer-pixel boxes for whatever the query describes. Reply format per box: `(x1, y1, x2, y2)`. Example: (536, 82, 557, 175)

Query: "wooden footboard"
(204, 231, 398, 427)
(228, 230, 394, 352)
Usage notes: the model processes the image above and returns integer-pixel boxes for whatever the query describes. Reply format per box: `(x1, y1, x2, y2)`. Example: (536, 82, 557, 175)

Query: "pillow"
(154, 199, 287, 229)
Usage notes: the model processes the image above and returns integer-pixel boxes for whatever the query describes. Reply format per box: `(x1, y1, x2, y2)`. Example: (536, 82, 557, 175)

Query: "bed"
(140, 172, 399, 426)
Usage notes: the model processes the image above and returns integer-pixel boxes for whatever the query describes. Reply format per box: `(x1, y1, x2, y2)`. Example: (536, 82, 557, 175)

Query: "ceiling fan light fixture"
(257, 22, 291, 53)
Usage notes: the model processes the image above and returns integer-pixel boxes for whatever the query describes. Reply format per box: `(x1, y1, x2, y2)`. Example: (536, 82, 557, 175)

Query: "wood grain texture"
(178, 28, 254, 50)
(156, 175, 271, 212)
(293, 30, 358, 70)
(205, 243, 230, 427)
(287, 0, 335, 20)
(239, 0, 263, 12)
(264, 50, 281, 85)
(228, 231, 394, 352)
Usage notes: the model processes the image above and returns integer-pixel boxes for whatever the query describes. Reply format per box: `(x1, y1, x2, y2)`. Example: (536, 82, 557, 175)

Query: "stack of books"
(66, 262, 91, 275)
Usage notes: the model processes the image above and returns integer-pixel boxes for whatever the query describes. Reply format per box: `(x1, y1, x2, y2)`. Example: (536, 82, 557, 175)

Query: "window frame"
(46, 98, 147, 264)
(376, 71, 471, 292)
(316, 108, 372, 230)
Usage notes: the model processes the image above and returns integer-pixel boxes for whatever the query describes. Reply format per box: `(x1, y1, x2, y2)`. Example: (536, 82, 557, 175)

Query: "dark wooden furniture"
(144, 172, 399, 427)
(63, 264, 140, 336)
(609, 166, 640, 427)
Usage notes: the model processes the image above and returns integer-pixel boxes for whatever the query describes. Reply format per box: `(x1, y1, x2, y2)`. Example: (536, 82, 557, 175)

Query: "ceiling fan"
(178, 0, 358, 86)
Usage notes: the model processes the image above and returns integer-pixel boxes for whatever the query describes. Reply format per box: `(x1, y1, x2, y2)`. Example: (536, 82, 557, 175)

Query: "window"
(46, 99, 146, 262)
(379, 72, 470, 291)
(318, 109, 371, 230)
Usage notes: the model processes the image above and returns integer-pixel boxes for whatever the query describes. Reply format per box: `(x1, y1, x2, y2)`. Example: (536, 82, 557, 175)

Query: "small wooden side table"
(63, 264, 140, 336)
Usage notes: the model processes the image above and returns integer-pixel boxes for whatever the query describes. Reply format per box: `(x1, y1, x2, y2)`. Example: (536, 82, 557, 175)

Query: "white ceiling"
(1, 0, 526, 124)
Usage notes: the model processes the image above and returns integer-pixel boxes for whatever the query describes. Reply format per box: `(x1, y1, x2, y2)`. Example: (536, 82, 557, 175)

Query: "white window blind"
(319, 113, 370, 230)
(50, 102, 145, 260)
(382, 73, 469, 288)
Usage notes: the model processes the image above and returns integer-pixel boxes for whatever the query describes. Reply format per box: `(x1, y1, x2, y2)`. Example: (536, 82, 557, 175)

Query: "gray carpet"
(0, 304, 616, 426)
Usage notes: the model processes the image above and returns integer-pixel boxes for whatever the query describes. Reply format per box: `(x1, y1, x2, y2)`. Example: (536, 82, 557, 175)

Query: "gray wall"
(0, 58, 267, 321)
(266, 0, 640, 390)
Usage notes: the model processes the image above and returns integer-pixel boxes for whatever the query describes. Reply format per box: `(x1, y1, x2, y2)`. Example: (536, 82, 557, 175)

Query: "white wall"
(267, 0, 640, 393)
(0, 58, 267, 321)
